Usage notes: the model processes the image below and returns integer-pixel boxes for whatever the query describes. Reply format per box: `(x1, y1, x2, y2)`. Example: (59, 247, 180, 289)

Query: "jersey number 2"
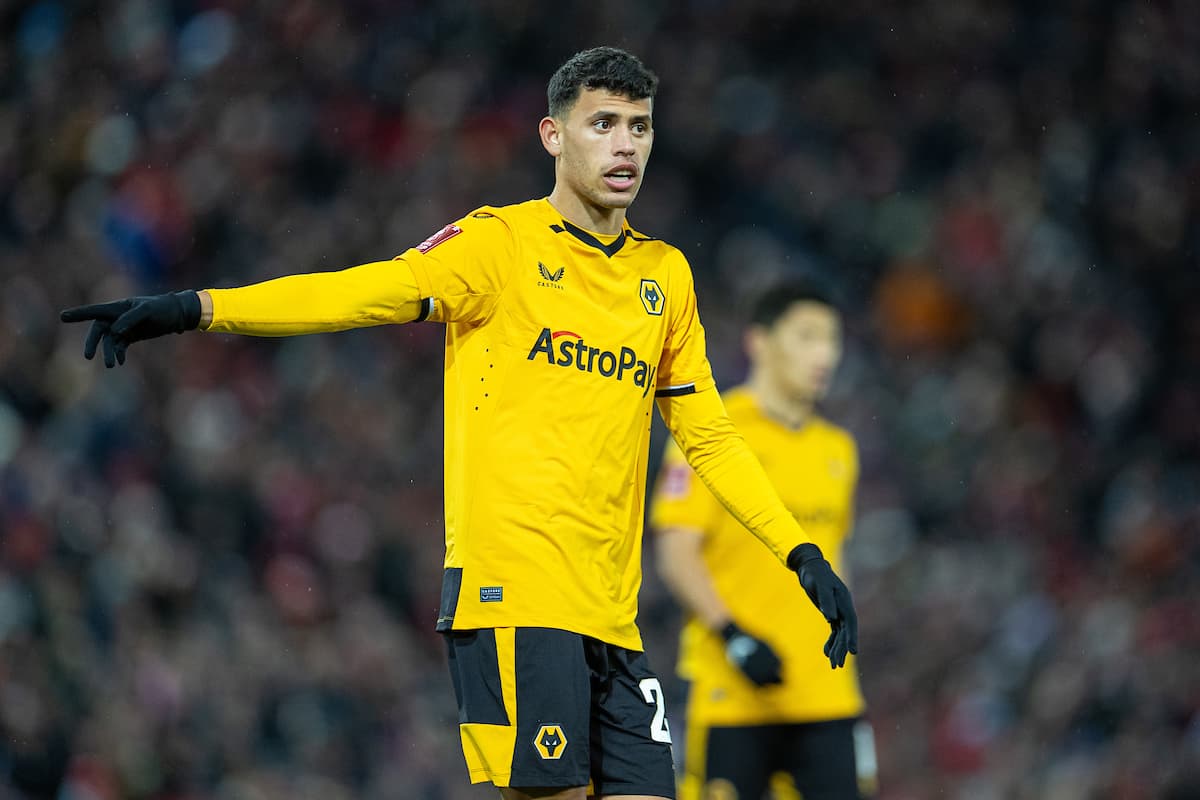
(638, 677, 673, 743)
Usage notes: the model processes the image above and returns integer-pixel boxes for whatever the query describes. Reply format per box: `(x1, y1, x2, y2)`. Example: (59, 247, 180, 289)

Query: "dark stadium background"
(2, 1, 1198, 798)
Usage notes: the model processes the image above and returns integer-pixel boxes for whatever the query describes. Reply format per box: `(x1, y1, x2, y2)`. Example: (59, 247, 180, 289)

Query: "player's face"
(544, 89, 654, 213)
(753, 302, 843, 402)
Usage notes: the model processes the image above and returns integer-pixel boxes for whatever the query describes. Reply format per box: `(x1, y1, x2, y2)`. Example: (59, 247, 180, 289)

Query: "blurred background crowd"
(2, 1, 1198, 798)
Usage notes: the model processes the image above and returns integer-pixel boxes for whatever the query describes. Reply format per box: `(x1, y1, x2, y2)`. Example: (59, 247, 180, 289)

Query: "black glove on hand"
(788, 542, 858, 669)
(720, 622, 783, 687)
(61, 291, 202, 367)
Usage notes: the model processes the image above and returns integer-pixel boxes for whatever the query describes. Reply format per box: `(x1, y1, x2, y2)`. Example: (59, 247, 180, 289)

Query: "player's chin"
(598, 188, 639, 208)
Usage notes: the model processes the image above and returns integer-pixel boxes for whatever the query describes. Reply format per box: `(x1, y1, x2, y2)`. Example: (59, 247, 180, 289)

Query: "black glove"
(60, 291, 202, 367)
(720, 621, 783, 687)
(788, 542, 858, 669)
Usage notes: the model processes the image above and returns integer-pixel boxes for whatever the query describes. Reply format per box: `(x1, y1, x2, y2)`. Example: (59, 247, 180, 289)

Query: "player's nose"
(611, 127, 635, 155)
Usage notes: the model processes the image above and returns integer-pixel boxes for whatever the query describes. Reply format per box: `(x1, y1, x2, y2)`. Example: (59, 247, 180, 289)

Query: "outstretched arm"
(199, 260, 426, 335)
(656, 387, 858, 668)
(61, 260, 425, 367)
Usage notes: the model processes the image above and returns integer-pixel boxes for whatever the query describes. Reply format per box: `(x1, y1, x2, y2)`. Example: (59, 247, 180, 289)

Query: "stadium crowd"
(2, 1, 1198, 798)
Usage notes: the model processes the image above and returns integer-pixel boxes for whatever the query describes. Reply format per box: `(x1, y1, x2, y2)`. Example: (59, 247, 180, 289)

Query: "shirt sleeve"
(399, 208, 516, 325)
(656, 387, 812, 566)
(655, 251, 716, 398)
(648, 437, 725, 535)
(205, 259, 423, 336)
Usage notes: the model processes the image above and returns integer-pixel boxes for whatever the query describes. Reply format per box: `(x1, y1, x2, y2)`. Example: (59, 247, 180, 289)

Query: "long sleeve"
(204, 260, 425, 336)
(656, 387, 809, 565)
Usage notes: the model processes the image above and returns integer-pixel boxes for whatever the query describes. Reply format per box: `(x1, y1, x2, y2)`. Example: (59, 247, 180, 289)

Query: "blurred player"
(61, 48, 857, 800)
(650, 281, 876, 800)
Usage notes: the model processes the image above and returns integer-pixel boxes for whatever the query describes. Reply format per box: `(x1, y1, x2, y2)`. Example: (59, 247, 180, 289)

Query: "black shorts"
(690, 718, 876, 800)
(444, 627, 676, 797)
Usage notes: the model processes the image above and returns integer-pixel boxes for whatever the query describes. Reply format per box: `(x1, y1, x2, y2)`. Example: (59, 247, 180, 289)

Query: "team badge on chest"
(640, 278, 664, 315)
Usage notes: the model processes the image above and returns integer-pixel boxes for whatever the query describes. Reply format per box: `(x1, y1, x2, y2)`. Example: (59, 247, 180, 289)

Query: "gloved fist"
(61, 290, 202, 367)
(720, 621, 783, 687)
(788, 543, 858, 669)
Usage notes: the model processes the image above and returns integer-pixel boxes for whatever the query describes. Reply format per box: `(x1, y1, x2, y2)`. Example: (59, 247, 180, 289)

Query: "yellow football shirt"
(401, 198, 716, 650)
(650, 386, 864, 723)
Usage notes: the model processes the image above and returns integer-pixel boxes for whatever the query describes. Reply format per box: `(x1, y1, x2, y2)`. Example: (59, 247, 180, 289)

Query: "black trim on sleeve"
(436, 567, 463, 631)
(655, 383, 697, 398)
(415, 297, 435, 322)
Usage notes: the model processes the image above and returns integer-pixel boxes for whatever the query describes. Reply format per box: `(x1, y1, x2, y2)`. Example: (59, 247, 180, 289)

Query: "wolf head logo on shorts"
(534, 724, 567, 759)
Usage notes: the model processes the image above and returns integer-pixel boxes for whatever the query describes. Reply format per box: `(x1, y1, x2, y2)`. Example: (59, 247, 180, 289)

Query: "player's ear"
(539, 116, 562, 157)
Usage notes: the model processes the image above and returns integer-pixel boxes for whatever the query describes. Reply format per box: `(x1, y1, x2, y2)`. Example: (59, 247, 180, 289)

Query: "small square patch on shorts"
(480, 586, 503, 603)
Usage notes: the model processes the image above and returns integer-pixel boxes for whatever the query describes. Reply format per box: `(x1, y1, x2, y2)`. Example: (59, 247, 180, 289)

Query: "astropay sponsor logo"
(527, 328, 657, 396)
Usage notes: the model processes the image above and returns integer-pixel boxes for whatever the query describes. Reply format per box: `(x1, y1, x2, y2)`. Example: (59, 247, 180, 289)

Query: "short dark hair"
(547, 47, 659, 117)
(749, 279, 839, 329)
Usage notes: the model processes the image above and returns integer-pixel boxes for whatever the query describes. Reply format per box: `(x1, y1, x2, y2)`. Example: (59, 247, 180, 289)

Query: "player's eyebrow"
(588, 110, 653, 126)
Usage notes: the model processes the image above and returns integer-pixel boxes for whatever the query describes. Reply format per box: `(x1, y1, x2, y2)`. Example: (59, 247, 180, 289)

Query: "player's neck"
(747, 373, 813, 430)
(546, 189, 627, 236)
